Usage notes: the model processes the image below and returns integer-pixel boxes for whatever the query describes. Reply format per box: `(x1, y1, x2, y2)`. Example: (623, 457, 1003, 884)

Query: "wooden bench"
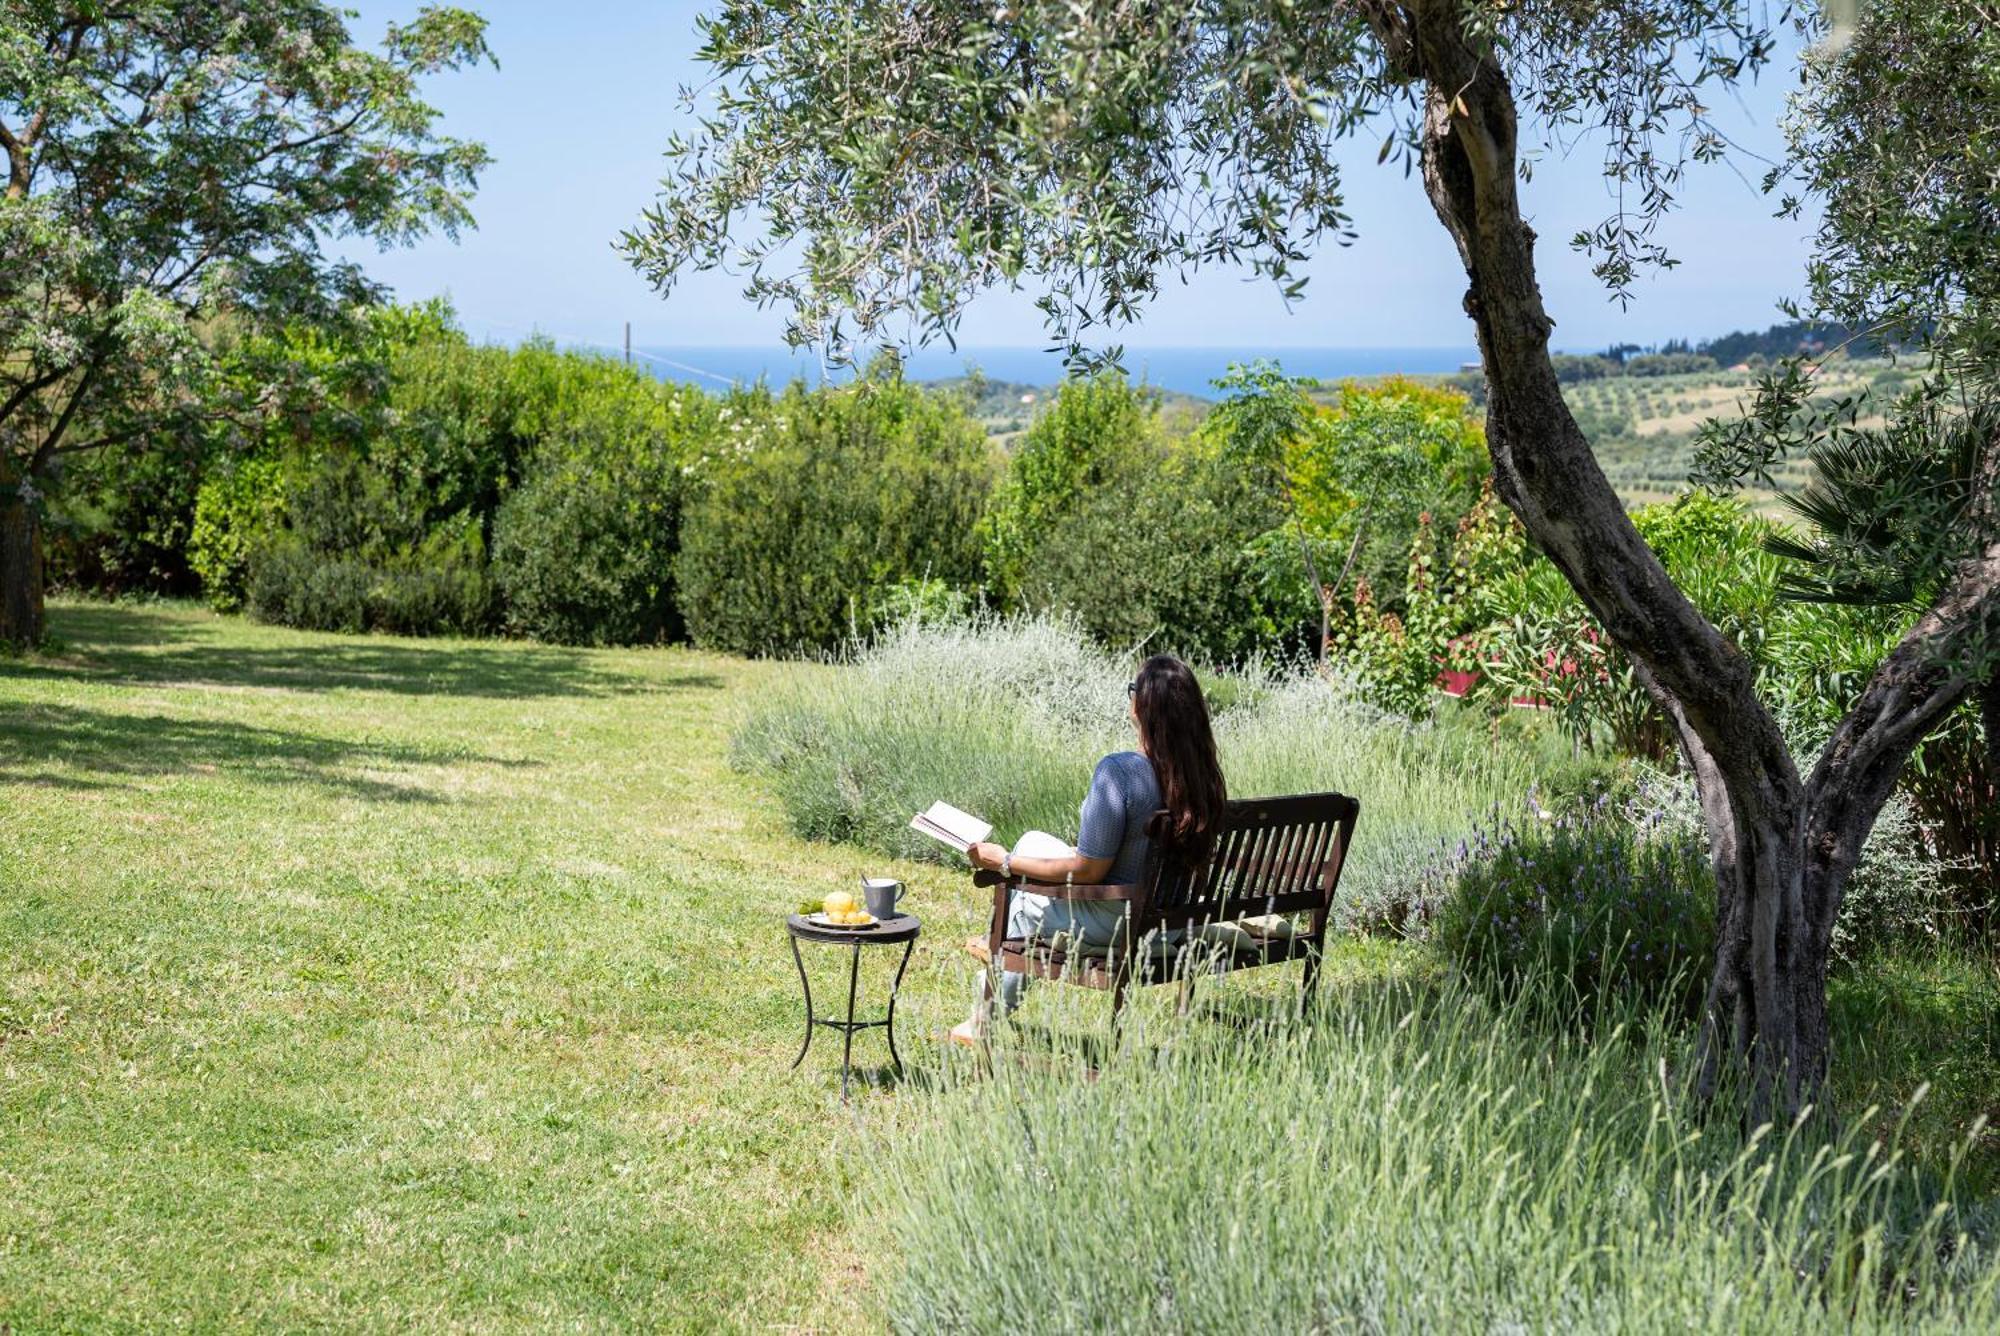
(973, 790, 1360, 1020)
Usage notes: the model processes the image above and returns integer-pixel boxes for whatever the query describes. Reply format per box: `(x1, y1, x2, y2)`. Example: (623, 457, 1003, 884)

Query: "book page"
(926, 801, 990, 844)
(910, 800, 992, 852)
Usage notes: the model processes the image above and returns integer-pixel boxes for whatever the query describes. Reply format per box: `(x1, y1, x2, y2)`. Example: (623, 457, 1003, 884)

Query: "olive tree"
(0, 0, 493, 644)
(622, 0, 1996, 1120)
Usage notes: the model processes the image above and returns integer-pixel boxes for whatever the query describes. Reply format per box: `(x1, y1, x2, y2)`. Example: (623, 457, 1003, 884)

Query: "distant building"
(1458, 361, 1482, 373)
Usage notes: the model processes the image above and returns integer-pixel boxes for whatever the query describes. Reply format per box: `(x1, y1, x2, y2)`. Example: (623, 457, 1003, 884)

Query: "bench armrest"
(970, 870, 1141, 902)
(976, 871, 1144, 963)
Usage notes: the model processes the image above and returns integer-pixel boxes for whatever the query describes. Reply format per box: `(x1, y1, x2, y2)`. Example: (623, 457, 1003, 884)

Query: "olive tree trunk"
(1369, 1, 1998, 1122)
(1, 485, 44, 647)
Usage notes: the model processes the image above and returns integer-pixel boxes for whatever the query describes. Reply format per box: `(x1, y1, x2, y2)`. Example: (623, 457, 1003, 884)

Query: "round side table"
(786, 912, 921, 1100)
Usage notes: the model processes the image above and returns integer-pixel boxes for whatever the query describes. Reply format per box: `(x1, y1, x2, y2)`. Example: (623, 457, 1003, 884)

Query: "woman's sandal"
(943, 1019, 986, 1049)
(962, 935, 991, 964)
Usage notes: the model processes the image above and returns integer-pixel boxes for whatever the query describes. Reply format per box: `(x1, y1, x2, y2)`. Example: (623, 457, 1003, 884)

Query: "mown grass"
(5, 602, 1995, 1330)
(0, 600, 998, 1329)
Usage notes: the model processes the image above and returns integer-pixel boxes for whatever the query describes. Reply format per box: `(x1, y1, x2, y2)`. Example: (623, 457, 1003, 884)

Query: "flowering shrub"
(1472, 556, 1661, 754)
(1329, 480, 1523, 714)
(1425, 807, 1715, 1023)
(1221, 365, 1488, 655)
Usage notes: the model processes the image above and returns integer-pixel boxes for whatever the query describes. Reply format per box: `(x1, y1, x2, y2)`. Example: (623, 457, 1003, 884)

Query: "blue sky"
(343, 1, 1816, 356)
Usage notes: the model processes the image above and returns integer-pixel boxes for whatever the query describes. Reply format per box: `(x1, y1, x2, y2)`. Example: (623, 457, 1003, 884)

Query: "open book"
(909, 801, 991, 853)
(910, 802, 1073, 861)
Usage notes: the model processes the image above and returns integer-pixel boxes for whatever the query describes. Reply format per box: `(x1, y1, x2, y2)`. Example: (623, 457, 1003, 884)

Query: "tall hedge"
(980, 374, 1160, 607)
(676, 373, 999, 655)
(184, 312, 722, 644)
(493, 379, 717, 645)
(1013, 440, 1284, 662)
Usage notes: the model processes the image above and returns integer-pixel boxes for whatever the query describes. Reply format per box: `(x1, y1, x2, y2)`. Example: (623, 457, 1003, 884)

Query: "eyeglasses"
(1126, 681, 1137, 697)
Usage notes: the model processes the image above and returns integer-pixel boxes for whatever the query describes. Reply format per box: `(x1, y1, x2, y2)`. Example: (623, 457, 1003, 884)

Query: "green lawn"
(0, 601, 993, 1329)
(7, 601, 1996, 1329)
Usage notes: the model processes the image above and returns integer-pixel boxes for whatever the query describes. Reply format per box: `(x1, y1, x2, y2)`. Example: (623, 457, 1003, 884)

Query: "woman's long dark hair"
(1131, 654, 1227, 865)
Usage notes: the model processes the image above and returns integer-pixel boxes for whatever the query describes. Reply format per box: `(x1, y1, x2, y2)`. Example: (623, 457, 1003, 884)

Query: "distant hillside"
(1432, 355, 1917, 508)
(1697, 319, 1906, 367)
(921, 320, 1921, 503)
(1568, 357, 1918, 508)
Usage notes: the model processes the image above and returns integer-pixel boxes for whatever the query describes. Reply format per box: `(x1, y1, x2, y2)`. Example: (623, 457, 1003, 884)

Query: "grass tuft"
(867, 967, 2000, 1332)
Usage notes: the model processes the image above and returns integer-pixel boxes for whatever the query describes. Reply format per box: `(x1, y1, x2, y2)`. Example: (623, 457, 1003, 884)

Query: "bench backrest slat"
(1139, 791, 1360, 932)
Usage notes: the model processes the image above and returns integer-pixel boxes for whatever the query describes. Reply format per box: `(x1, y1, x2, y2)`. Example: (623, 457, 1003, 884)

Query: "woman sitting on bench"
(951, 653, 1227, 1043)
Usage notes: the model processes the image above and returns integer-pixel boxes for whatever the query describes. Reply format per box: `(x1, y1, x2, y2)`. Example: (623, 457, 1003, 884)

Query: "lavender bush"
(731, 612, 1545, 907)
(1424, 804, 1715, 1021)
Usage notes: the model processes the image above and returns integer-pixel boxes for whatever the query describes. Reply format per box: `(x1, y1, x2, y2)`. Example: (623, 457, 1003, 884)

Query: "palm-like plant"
(1764, 394, 1999, 900)
(1764, 397, 1994, 606)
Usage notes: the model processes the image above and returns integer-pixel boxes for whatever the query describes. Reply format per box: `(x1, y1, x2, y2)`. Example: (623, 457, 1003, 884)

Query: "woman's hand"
(965, 841, 1005, 872)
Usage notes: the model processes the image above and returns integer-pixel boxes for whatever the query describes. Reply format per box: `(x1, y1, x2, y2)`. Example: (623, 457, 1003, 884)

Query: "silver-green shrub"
(733, 614, 1543, 917)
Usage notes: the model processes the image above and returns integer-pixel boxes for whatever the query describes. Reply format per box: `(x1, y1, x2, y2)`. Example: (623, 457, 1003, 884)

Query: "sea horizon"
(615, 343, 1487, 400)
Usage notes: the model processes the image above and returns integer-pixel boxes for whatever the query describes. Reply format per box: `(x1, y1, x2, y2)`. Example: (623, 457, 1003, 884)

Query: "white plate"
(808, 911, 877, 930)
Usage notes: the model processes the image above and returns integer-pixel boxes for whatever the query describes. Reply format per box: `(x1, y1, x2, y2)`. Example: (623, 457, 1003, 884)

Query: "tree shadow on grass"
(11, 604, 724, 701)
(0, 702, 528, 803)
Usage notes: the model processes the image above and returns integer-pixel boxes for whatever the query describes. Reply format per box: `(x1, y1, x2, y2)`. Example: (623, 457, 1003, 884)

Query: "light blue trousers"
(989, 888, 1130, 1013)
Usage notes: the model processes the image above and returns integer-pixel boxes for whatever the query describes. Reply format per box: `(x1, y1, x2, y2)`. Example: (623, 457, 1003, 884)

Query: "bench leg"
(1300, 946, 1321, 1021)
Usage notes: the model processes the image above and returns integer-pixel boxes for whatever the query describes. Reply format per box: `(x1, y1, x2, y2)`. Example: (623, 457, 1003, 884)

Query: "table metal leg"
(840, 941, 861, 1101)
(789, 933, 815, 1070)
(884, 935, 915, 1077)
